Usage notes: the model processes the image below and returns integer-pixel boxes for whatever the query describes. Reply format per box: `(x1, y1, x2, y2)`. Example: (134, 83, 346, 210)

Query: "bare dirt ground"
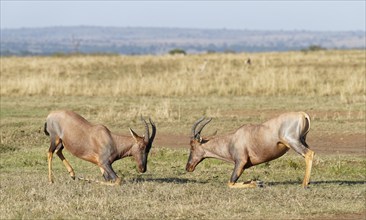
(155, 132, 365, 155)
(309, 133, 365, 155)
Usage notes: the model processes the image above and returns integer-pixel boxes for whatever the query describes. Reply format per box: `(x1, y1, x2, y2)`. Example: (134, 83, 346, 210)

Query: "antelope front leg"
(303, 150, 315, 188)
(228, 181, 258, 188)
(100, 164, 122, 186)
(227, 161, 253, 188)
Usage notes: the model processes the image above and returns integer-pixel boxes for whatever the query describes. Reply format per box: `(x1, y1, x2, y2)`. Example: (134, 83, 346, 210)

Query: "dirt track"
(155, 132, 365, 155)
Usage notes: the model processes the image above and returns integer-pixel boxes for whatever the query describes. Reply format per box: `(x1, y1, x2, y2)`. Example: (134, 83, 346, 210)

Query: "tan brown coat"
(186, 112, 315, 188)
(45, 110, 156, 185)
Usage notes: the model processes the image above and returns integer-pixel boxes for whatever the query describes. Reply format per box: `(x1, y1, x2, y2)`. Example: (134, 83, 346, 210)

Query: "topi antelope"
(186, 112, 315, 188)
(44, 110, 156, 185)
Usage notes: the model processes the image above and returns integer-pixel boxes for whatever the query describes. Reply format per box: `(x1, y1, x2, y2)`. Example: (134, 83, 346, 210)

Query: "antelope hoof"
(114, 178, 122, 186)
(302, 182, 310, 189)
(227, 182, 235, 187)
(100, 181, 115, 186)
(71, 176, 76, 180)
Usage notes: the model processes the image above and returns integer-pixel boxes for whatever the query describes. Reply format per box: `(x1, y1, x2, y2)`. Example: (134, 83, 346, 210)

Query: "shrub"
(302, 45, 327, 52)
(168, 48, 186, 55)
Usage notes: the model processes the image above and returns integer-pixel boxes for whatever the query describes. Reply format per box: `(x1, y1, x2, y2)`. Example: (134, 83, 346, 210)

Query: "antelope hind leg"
(303, 150, 315, 188)
(47, 140, 59, 184)
(48, 151, 54, 184)
(284, 139, 315, 188)
(56, 150, 75, 180)
(47, 137, 62, 184)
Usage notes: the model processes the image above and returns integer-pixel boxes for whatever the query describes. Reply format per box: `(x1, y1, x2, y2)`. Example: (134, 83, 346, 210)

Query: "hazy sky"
(1, 1, 365, 31)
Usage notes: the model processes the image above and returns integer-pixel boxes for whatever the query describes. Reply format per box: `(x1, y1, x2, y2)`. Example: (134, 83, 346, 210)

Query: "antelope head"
(130, 117, 156, 173)
(186, 117, 212, 172)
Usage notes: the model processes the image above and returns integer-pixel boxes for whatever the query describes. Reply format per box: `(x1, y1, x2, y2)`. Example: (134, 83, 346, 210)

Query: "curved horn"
(148, 117, 156, 144)
(191, 117, 205, 139)
(146, 118, 156, 153)
(140, 115, 149, 143)
(196, 118, 212, 136)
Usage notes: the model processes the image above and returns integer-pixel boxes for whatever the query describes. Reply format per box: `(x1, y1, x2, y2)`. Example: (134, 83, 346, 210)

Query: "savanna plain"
(0, 50, 365, 219)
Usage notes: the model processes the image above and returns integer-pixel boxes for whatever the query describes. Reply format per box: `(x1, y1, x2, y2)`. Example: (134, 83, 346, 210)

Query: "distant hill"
(1, 26, 365, 55)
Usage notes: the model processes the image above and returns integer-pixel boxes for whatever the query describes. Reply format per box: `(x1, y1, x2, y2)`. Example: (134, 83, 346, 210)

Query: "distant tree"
(168, 48, 186, 55)
(301, 45, 327, 52)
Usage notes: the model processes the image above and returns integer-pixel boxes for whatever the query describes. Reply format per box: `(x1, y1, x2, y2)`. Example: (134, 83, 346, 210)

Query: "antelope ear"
(129, 128, 139, 142)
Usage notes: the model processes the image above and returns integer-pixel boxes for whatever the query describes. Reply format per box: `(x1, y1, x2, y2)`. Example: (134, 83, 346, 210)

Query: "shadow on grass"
(311, 180, 366, 185)
(130, 177, 208, 184)
(267, 180, 366, 186)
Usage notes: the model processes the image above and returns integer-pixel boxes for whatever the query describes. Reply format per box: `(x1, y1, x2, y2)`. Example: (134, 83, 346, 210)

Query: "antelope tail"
(44, 122, 50, 136)
(301, 112, 311, 136)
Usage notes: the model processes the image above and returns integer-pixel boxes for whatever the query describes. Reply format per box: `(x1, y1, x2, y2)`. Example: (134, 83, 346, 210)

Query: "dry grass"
(0, 146, 365, 219)
(1, 51, 365, 219)
(1, 95, 365, 219)
(1, 51, 365, 102)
